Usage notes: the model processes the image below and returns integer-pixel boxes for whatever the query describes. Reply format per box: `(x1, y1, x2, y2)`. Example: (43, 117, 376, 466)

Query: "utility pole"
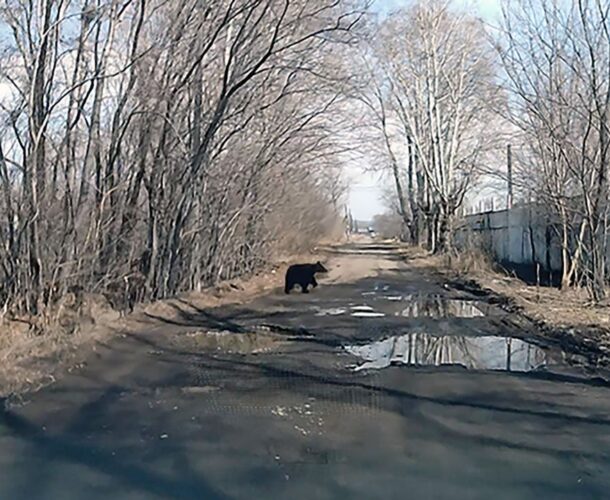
(507, 144, 513, 209)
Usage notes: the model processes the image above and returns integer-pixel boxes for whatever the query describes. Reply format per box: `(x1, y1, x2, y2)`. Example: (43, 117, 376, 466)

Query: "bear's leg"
(300, 281, 310, 293)
(311, 276, 318, 288)
(284, 279, 292, 294)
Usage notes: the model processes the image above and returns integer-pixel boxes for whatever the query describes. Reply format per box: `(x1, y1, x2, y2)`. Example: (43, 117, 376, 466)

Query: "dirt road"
(1, 242, 610, 499)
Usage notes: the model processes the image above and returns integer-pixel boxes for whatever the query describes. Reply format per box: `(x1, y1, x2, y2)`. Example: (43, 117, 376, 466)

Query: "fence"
(456, 205, 563, 281)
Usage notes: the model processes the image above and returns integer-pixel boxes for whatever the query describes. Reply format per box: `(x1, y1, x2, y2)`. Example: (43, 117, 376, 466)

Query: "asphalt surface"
(1, 243, 610, 499)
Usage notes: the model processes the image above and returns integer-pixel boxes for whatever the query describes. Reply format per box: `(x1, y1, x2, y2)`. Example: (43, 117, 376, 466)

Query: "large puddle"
(393, 295, 486, 318)
(313, 294, 488, 319)
(345, 333, 551, 372)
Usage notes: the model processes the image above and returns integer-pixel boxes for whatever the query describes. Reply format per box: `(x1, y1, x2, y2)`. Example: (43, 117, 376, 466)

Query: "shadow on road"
(0, 393, 229, 499)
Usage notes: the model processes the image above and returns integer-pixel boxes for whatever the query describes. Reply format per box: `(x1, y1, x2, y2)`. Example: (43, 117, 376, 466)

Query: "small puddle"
(351, 305, 374, 312)
(352, 311, 386, 318)
(350, 305, 385, 318)
(182, 330, 287, 354)
(394, 295, 485, 318)
(345, 333, 551, 372)
(315, 307, 347, 317)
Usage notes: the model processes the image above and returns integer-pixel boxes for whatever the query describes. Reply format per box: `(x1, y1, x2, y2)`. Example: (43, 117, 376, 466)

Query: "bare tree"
(353, 1, 499, 252)
(497, 0, 610, 300)
(0, 0, 365, 318)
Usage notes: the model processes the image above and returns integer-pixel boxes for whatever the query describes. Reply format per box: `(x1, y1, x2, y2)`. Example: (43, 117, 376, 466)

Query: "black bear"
(284, 261, 328, 294)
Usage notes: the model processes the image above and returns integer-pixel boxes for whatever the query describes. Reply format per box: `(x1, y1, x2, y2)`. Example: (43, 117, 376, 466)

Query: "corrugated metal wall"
(456, 206, 563, 272)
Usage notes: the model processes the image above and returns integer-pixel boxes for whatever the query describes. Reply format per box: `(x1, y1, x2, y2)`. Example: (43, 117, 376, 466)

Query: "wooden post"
(507, 144, 513, 209)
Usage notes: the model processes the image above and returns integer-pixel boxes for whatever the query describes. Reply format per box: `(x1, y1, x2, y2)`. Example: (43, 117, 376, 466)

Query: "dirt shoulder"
(404, 247, 610, 367)
(0, 251, 319, 398)
(11, 237, 602, 398)
(0, 243, 389, 398)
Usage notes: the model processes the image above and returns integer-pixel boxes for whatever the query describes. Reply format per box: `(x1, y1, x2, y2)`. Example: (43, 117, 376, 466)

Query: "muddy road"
(1, 242, 610, 499)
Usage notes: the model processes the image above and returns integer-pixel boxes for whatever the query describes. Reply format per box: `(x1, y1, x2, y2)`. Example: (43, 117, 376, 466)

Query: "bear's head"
(314, 261, 328, 273)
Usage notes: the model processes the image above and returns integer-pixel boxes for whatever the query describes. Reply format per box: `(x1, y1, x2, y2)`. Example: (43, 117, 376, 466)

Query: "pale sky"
(374, 0, 502, 18)
(346, 0, 502, 221)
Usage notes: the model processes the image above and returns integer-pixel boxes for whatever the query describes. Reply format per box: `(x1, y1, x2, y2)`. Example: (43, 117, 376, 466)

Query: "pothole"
(181, 385, 221, 394)
(351, 305, 374, 312)
(350, 305, 385, 318)
(345, 333, 554, 372)
(393, 295, 486, 318)
(181, 329, 288, 354)
(351, 311, 386, 318)
(314, 307, 347, 317)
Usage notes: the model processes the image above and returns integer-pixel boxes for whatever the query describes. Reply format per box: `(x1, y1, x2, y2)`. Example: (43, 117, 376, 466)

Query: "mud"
(0, 241, 609, 500)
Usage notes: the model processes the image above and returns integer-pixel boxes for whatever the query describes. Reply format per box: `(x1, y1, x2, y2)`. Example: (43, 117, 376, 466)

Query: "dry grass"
(441, 248, 495, 277)
(0, 294, 120, 397)
(0, 248, 333, 397)
(137, 250, 325, 323)
(469, 273, 610, 330)
(408, 246, 610, 347)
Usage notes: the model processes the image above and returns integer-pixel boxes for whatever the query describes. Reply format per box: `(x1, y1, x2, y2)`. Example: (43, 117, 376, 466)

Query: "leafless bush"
(0, 0, 365, 317)
(372, 211, 404, 240)
(445, 230, 494, 277)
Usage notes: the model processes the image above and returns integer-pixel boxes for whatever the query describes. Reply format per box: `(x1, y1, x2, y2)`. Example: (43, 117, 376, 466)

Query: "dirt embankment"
(0, 240, 393, 399)
(405, 247, 610, 366)
(0, 249, 346, 398)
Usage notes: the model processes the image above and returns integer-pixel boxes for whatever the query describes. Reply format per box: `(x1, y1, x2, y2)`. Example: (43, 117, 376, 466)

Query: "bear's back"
(286, 263, 316, 278)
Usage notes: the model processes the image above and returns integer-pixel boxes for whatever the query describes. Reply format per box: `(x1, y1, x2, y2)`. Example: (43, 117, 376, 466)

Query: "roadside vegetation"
(0, 0, 365, 323)
(404, 242, 610, 367)
(3, 0, 610, 390)
(0, 0, 366, 393)
(360, 0, 610, 304)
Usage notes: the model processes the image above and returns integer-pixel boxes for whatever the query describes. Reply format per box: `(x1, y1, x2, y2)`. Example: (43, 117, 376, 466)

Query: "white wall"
(456, 205, 563, 272)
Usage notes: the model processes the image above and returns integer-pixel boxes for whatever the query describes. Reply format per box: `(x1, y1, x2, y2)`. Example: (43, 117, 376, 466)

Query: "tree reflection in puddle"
(345, 333, 549, 372)
(396, 295, 485, 318)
